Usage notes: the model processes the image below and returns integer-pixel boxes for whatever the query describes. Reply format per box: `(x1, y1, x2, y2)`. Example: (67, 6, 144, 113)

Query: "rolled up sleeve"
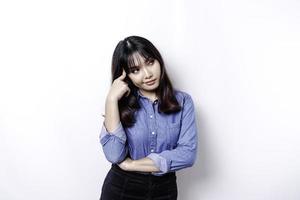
(99, 121, 128, 164)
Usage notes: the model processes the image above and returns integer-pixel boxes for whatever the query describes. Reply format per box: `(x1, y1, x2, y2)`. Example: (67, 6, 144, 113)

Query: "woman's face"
(127, 53, 161, 96)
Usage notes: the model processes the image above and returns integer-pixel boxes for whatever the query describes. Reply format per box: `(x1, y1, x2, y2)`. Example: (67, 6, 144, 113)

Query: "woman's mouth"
(145, 79, 156, 85)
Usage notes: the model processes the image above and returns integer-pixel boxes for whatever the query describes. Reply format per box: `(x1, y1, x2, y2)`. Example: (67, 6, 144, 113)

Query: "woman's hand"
(118, 157, 134, 171)
(107, 69, 131, 101)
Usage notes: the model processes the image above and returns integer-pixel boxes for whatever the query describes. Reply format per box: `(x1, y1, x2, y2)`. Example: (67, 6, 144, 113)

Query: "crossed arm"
(118, 157, 160, 173)
(100, 94, 197, 174)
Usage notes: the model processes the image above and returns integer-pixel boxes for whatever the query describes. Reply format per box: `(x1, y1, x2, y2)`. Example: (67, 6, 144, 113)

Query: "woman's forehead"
(128, 52, 150, 67)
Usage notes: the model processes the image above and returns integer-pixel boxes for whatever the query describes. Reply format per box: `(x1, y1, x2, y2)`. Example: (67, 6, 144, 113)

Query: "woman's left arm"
(119, 94, 198, 174)
(146, 94, 198, 175)
(118, 157, 160, 172)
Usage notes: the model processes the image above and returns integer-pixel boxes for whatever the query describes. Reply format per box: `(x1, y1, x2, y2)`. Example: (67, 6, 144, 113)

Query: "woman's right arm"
(99, 69, 131, 164)
(104, 97, 121, 132)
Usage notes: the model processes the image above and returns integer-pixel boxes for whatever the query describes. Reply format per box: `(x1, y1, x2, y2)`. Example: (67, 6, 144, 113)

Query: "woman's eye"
(148, 60, 154, 65)
(131, 68, 139, 74)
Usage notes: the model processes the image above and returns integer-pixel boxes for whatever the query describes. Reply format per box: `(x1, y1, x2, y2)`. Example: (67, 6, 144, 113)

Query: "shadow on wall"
(177, 106, 216, 200)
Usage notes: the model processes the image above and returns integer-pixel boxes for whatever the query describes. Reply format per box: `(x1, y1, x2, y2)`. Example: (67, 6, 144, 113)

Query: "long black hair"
(111, 35, 181, 127)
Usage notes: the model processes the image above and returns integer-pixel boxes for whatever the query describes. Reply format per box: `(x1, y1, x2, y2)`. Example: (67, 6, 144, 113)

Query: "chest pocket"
(166, 122, 181, 149)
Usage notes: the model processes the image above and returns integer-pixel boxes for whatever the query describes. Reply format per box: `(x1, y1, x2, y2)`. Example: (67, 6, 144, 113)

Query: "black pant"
(100, 164, 178, 200)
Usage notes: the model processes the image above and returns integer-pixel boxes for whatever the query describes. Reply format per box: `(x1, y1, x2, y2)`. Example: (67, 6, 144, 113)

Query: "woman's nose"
(143, 68, 152, 78)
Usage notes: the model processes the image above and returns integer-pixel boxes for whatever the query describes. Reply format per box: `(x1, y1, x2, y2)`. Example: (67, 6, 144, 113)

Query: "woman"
(99, 35, 198, 200)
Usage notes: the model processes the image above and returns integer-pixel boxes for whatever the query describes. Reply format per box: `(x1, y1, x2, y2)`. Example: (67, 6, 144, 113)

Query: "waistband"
(111, 164, 176, 179)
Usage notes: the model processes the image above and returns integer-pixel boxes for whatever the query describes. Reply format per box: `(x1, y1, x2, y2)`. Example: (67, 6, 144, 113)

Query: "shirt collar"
(136, 90, 158, 104)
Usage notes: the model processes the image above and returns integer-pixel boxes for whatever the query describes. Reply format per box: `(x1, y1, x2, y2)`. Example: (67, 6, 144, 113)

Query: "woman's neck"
(138, 90, 158, 102)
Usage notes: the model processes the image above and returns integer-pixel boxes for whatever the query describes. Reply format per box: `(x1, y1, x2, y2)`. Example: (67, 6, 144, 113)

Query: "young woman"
(99, 35, 198, 200)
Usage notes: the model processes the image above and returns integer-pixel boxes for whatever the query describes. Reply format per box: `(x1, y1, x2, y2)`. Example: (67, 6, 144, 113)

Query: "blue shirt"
(99, 89, 198, 176)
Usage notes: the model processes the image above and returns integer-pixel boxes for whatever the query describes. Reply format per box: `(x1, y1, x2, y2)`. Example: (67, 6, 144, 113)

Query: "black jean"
(100, 164, 178, 200)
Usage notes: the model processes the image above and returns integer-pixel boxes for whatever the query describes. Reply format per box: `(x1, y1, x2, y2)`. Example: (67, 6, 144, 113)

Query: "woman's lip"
(145, 79, 156, 84)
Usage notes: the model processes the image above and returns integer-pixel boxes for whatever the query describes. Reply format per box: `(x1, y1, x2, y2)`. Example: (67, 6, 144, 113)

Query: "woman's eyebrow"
(130, 58, 151, 68)
(130, 56, 154, 69)
(129, 65, 139, 69)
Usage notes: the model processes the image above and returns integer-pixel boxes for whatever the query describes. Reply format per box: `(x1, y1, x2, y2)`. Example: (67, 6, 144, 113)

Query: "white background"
(1, 0, 300, 199)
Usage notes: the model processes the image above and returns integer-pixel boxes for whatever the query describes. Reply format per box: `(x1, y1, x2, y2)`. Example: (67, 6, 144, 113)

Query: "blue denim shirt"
(100, 89, 198, 176)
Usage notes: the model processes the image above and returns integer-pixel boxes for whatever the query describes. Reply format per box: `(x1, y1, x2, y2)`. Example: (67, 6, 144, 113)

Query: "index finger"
(118, 69, 127, 80)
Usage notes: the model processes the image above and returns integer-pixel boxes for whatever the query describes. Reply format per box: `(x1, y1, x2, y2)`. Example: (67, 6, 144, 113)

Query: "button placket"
(148, 100, 157, 154)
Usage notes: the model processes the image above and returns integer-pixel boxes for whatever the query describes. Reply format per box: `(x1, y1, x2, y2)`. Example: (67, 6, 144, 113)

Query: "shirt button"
(152, 131, 155, 135)
(150, 115, 153, 118)
(151, 149, 154, 152)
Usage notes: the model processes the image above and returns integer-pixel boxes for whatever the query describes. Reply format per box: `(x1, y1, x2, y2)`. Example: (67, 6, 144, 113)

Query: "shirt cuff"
(147, 153, 170, 174)
(100, 121, 127, 144)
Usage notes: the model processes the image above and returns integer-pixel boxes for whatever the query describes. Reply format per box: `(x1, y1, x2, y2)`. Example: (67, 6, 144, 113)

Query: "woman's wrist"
(118, 158, 135, 171)
(126, 159, 135, 171)
(106, 95, 118, 103)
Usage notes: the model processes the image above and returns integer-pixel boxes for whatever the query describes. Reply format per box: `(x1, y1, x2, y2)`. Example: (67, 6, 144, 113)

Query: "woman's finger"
(118, 69, 126, 80)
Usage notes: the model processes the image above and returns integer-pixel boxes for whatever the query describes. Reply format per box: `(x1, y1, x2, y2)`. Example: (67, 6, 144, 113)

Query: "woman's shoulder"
(173, 89, 195, 107)
(173, 89, 193, 101)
